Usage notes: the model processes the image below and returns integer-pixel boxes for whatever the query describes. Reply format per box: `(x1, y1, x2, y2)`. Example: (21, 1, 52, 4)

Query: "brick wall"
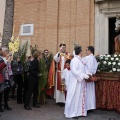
(14, 0, 95, 54)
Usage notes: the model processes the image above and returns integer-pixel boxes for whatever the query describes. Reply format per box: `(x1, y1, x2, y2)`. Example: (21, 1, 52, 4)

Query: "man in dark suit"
(24, 51, 40, 110)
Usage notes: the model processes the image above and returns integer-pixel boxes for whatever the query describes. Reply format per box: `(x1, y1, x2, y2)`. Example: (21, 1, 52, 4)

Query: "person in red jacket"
(0, 47, 13, 116)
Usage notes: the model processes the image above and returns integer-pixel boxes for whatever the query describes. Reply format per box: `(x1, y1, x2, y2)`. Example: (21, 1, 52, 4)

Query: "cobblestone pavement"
(0, 98, 120, 120)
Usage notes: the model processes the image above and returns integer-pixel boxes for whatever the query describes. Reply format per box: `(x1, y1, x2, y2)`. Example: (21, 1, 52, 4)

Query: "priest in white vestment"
(82, 46, 98, 111)
(54, 43, 71, 105)
(64, 46, 90, 119)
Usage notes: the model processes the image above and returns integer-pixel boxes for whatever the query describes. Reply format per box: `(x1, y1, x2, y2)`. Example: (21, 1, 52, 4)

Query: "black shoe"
(24, 106, 32, 110)
(17, 101, 23, 104)
(46, 95, 53, 99)
(87, 110, 93, 114)
(4, 105, 12, 110)
(33, 104, 41, 108)
(59, 103, 65, 107)
(72, 116, 78, 119)
(11, 96, 16, 100)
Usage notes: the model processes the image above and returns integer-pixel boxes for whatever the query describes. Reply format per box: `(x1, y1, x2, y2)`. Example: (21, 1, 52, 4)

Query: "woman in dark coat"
(24, 51, 40, 110)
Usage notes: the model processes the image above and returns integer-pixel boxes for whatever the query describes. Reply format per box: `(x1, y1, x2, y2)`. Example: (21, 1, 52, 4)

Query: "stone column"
(2, 0, 14, 46)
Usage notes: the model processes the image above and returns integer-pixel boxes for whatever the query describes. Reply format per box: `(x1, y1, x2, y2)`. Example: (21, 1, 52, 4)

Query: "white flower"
(114, 54, 117, 57)
(117, 69, 120, 72)
(108, 62, 111, 65)
(109, 70, 112, 72)
(111, 58, 114, 60)
(112, 68, 116, 71)
(103, 61, 107, 64)
(97, 69, 100, 72)
(107, 55, 111, 57)
(118, 63, 120, 66)
(115, 58, 119, 61)
(112, 62, 116, 65)
(100, 55, 103, 59)
(98, 62, 100, 65)
(105, 57, 108, 60)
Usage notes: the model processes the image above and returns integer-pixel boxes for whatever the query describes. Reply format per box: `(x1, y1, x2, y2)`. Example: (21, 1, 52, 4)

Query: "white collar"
(88, 54, 93, 56)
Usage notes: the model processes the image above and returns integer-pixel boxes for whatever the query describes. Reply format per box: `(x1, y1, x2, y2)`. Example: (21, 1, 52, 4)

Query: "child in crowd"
(61, 59, 71, 92)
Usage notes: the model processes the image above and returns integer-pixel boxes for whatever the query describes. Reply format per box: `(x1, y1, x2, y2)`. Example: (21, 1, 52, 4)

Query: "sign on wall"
(20, 24, 34, 36)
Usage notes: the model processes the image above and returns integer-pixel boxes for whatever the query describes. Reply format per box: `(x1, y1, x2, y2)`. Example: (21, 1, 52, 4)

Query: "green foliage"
(13, 41, 28, 63)
(38, 58, 48, 103)
(20, 42, 28, 63)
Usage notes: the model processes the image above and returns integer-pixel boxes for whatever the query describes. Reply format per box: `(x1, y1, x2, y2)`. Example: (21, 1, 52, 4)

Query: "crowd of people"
(0, 43, 98, 119)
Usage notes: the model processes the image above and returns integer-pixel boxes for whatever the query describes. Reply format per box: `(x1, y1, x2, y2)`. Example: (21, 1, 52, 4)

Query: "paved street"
(0, 98, 120, 120)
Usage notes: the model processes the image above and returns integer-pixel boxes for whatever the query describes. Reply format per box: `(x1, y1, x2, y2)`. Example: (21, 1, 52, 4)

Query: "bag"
(85, 74, 100, 82)
(4, 80, 11, 90)
(11, 61, 23, 75)
(9, 76, 15, 87)
(16, 64, 23, 74)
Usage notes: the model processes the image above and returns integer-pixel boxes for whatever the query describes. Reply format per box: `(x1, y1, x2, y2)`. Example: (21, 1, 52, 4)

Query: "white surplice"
(54, 52, 70, 103)
(61, 68, 71, 91)
(64, 56, 88, 118)
(82, 54, 98, 111)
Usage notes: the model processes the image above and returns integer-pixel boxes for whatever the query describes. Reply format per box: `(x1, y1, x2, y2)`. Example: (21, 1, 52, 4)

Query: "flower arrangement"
(8, 25, 20, 55)
(8, 36, 28, 65)
(96, 54, 120, 72)
(8, 36, 19, 55)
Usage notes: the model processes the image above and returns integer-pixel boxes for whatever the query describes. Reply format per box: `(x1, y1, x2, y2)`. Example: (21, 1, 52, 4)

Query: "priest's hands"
(84, 74, 89, 79)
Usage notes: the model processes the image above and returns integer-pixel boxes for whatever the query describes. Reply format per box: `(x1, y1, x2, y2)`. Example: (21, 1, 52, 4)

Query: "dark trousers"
(11, 75, 17, 98)
(25, 74, 38, 107)
(16, 74, 23, 103)
(0, 88, 10, 107)
(23, 74, 28, 102)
